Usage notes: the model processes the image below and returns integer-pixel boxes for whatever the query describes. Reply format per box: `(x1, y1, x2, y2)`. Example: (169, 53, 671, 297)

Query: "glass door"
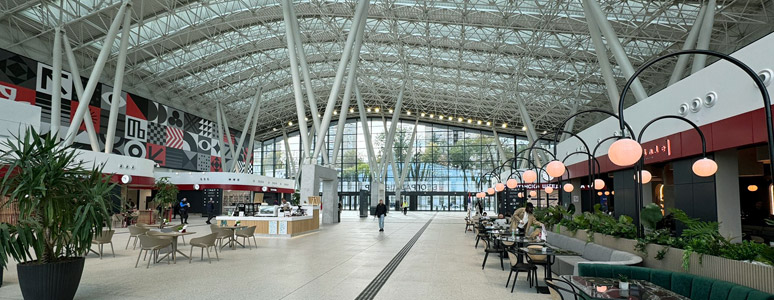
(449, 195, 464, 211)
(432, 195, 446, 211)
(418, 196, 432, 210)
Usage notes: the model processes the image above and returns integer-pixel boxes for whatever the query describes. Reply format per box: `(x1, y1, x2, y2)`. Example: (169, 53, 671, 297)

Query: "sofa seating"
(545, 231, 642, 275)
(577, 264, 774, 300)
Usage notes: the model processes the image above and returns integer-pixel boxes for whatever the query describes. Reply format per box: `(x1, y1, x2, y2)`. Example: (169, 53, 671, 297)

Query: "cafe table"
(155, 231, 195, 264)
(218, 225, 247, 250)
(561, 275, 691, 300)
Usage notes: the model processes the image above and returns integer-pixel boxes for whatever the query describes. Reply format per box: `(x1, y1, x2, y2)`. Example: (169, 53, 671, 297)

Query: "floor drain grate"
(354, 214, 436, 300)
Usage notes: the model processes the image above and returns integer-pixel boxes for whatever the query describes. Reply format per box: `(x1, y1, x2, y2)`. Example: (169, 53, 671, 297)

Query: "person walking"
(338, 201, 343, 223)
(402, 200, 408, 215)
(205, 198, 216, 224)
(179, 198, 190, 225)
(375, 199, 387, 232)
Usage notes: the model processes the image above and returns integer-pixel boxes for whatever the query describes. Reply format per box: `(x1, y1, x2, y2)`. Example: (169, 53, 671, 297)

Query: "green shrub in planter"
(0, 129, 115, 299)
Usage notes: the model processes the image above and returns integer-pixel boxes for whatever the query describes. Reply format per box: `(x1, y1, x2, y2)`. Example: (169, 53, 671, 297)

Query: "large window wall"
(253, 118, 551, 210)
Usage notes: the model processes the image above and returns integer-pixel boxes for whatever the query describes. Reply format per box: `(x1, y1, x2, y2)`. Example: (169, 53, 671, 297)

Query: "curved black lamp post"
(616, 49, 773, 176)
(612, 49, 771, 236)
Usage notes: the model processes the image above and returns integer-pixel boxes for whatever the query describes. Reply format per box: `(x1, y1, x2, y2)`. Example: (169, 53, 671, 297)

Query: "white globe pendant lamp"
(523, 170, 538, 183)
(608, 138, 643, 167)
(594, 179, 605, 190)
(563, 183, 574, 193)
(506, 178, 519, 189)
(545, 161, 566, 178)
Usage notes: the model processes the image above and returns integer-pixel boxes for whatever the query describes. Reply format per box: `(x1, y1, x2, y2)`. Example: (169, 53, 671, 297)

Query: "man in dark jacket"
(179, 198, 190, 224)
(375, 199, 387, 232)
(205, 198, 216, 224)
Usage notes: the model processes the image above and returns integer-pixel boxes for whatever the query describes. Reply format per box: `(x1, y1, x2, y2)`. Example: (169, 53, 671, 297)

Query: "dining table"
(218, 225, 247, 250)
(561, 275, 691, 300)
(155, 231, 195, 264)
(519, 246, 556, 280)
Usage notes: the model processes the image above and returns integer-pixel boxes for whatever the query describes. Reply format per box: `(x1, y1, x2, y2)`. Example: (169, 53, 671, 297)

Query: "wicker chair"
(135, 235, 172, 268)
(235, 226, 258, 249)
(482, 235, 505, 270)
(545, 277, 581, 300)
(126, 225, 149, 250)
(90, 229, 115, 259)
(189, 233, 219, 263)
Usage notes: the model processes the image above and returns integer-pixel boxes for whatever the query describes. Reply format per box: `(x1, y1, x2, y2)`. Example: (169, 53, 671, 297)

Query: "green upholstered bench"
(577, 264, 774, 300)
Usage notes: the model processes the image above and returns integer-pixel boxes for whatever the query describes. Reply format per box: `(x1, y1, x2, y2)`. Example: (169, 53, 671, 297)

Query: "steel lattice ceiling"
(1, 0, 772, 141)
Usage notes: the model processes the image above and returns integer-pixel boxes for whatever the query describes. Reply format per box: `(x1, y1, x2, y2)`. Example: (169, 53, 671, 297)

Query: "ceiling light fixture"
(502, 123, 507, 128)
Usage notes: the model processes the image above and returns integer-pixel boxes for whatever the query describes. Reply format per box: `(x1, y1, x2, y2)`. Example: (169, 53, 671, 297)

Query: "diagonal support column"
(583, 5, 621, 110)
(379, 83, 405, 176)
(287, 1, 328, 165)
(232, 87, 262, 172)
(394, 119, 419, 203)
(515, 95, 541, 167)
(669, 4, 707, 85)
(492, 128, 509, 165)
(49, 27, 63, 140)
(62, 33, 99, 151)
(331, 8, 368, 165)
(245, 88, 264, 174)
(355, 84, 377, 177)
(281, 0, 311, 163)
(561, 102, 579, 141)
(105, 5, 133, 153)
(282, 129, 296, 176)
(218, 102, 237, 168)
(311, 0, 370, 161)
(62, 2, 128, 147)
(215, 102, 227, 160)
(585, 0, 648, 102)
(691, 0, 716, 74)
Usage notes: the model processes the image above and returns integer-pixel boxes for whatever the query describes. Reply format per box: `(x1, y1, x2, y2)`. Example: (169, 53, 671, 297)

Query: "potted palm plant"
(152, 177, 178, 228)
(0, 128, 115, 299)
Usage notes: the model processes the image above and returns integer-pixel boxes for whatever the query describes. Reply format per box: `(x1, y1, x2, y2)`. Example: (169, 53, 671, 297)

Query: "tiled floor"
(0, 211, 551, 299)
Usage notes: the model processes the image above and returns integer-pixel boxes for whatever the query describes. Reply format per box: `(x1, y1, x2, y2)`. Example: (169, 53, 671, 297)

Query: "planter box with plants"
(536, 203, 774, 294)
(0, 129, 116, 299)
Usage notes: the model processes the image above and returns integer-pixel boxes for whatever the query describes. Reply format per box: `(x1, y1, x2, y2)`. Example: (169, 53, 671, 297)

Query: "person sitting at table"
(493, 213, 508, 226)
(511, 203, 543, 239)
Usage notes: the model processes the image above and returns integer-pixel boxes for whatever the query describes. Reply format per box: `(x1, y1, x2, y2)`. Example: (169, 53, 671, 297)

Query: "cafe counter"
(215, 206, 319, 237)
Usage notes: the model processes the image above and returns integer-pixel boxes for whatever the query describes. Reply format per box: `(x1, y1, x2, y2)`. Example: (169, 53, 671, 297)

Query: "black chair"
(474, 223, 488, 248)
(482, 235, 505, 270)
(545, 277, 581, 300)
(506, 250, 538, 292)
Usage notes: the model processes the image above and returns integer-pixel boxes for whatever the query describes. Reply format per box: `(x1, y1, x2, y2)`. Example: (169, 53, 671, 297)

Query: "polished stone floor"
(0, 211, 552, 300)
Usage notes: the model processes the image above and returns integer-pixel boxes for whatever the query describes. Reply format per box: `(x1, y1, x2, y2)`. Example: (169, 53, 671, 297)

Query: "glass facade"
(254, 118, 552, 210)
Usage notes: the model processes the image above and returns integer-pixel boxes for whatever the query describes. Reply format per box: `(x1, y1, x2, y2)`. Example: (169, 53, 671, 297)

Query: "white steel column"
(282, 129, 296, 176)
(215, 102, 227, 159)
(379, 83, 405, 176)
(331, 8, 367, 165)
(232, 88, 262, 172)
(104, 6, 132, 153)
(669, 4, 707, 85)
(561, 102, 579, 141)
(287, 1, 328, 165)
(394, 119, 418, 204)
(281, 0, 311, 163)
(49, 27, 63, 140)
(218, 102, 237, 166)
(491, 128, 508, 164)
(245, 89, 264, 174)
(691, 0, 716, 74)
(62, 35, 99, 151)
(311, 0, 369, 161)
(63, 2, 128, 148)
(355, 85, 377, 176)
(585, 0, 648, 102)
(583, 4, 620, 110)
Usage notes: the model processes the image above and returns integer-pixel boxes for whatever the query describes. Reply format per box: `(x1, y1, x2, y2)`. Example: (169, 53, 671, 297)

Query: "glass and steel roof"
(2, 0, 772, 141)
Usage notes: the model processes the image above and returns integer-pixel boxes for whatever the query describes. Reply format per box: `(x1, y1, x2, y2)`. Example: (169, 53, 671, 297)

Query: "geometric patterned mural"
(0, 48, 247, 172)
